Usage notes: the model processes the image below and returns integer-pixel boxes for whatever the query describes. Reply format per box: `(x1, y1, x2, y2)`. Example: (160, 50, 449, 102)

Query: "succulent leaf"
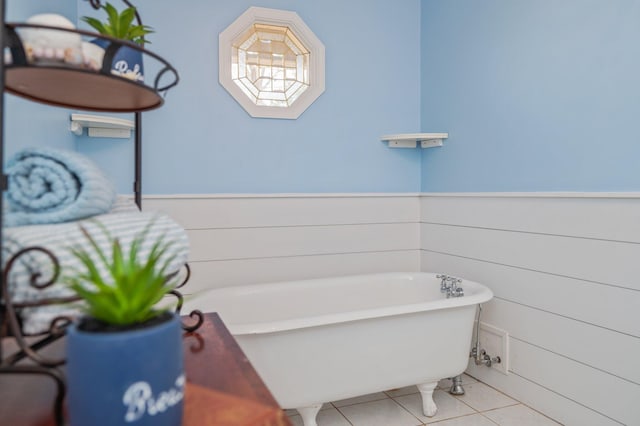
(82, 2, 153, 45)
(66, 217, 179, 326)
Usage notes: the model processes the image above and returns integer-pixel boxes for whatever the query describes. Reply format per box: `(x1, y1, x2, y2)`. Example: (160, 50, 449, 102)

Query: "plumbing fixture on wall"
(447, 303, 509, 397)
(470, 306, 508, 374)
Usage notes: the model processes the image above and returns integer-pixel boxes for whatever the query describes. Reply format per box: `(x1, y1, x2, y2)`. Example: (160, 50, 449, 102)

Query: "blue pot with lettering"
(66, 312, 184, 426)
(91, 38, 144, 82)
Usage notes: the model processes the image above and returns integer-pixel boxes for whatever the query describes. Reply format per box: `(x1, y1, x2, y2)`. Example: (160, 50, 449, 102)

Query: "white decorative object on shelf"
(380, 133, 449, 148)
(70, 114, 134, 138)
(21, 14, 83, 66)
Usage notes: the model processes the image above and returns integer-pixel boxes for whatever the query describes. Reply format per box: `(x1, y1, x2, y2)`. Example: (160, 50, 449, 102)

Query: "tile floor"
(285, 374, 561, 426)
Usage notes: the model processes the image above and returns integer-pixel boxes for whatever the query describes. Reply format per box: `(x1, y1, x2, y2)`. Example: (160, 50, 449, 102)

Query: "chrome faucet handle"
(437, 274, 450, 292)
(446, 286, 465, 298)
(445, 276, 460, 284)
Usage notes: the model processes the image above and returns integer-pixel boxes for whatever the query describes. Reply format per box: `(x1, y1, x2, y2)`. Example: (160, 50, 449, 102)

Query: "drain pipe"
(472, 305, 483, 364)
(470, 305, 501, 367)
(449, 304, 501, 396)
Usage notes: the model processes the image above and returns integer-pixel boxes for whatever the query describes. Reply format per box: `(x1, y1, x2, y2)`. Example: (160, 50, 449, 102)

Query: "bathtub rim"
(187, 272, 493, 336)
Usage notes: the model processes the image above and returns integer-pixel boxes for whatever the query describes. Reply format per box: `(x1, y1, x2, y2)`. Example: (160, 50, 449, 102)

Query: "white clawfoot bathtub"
(184, 272, 492, 426)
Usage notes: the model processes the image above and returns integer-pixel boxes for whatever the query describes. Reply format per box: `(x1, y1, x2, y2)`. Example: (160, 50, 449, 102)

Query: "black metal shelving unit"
(0, 2, 200, 424)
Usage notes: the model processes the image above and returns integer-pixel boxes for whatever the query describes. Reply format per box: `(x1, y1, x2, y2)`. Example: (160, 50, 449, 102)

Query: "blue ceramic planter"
(91, 38, 144, 82)
(66, 314, 184, 426)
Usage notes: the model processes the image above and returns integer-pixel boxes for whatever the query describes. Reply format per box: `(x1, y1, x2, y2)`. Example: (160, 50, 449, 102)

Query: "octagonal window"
(233, 24, 310, 108)
(220, 7, 325, 119)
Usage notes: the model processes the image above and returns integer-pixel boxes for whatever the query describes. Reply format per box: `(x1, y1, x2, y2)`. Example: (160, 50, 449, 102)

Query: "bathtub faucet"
(436, 274, 464, 298)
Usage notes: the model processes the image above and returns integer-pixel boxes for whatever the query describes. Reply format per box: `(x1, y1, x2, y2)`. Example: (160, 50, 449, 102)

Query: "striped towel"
(4, 147, 116, 227)
(3, 210, 190, 334)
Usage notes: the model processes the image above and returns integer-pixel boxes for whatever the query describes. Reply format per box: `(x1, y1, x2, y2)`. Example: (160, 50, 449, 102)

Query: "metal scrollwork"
(0, 246, 73, 367)
(1, 247, 70, 426)
(169, 263, 204, 332)
(0, 3, 182, 424)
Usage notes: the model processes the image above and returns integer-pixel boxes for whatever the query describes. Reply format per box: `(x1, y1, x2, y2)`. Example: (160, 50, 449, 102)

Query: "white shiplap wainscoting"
(143, 194, 421, 294)
(142, 192, 639, 425)
(420, 193, 640, 426)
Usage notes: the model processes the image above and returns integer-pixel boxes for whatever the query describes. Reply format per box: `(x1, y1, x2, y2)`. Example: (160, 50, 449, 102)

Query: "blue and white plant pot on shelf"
(90, 38, 144, 82)
(66, 313, 184, 426)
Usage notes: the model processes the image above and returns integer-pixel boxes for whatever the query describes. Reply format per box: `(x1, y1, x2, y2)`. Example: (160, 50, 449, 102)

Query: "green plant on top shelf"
(82, 2, 153, 45)
(66, 219, 177, 328)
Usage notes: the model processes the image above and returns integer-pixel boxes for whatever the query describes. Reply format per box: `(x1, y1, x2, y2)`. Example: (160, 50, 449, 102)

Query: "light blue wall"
(420, 0, 640, 192)
(9, 1, 639, 194)
(4, 1, 77, 159)
(76, 0, 422, 194)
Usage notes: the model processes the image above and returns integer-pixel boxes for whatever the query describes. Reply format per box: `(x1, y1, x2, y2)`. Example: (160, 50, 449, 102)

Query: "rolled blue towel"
(4, 147, 116, 227)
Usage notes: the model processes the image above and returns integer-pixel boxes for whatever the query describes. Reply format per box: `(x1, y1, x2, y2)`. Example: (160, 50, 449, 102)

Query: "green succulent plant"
(66, 219, 177, 327)
(81, 2, 154, 45)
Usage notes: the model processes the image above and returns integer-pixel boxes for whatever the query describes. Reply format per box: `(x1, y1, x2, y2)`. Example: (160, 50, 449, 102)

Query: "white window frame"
(219, 7, 325, 119)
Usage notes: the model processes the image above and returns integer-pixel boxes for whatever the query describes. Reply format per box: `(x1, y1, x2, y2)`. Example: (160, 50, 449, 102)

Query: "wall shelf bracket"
(380, 133, 449, 149)
(70, 113, 134, 139)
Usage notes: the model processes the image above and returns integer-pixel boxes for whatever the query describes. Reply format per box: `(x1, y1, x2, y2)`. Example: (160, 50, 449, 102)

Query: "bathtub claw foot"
(417, 382, 438, 417)
(297, 403, 322, 426)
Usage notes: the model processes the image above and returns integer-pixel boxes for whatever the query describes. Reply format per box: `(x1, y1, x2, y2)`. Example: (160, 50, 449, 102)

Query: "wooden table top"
(0, 312, 291, 426)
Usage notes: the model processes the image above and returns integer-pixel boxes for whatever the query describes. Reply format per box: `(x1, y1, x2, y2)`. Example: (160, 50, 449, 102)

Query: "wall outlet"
(478, 322, 509, 375)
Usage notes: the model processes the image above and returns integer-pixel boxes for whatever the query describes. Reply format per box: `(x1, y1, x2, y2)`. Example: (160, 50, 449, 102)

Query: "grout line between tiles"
(391, 395, 428, 425)
(446, 380, 521, 416)
(452, 374, 565, 425)
(334, 406, 355, 426)
(482, 401, 563, 425)
(391, 391, 502, 426)
(297, 376, 561, 426)
(424, 412, 485, 426)
(479, 412, 501, 425)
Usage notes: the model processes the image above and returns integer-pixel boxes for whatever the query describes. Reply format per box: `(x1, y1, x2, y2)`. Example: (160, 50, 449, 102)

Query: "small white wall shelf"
(381, 133, 449, 148)
(70, 113, 135, 139)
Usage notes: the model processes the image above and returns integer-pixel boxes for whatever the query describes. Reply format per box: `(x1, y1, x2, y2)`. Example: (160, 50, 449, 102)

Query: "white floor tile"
(288, 407, 353, 426)
(331, 391, 388, 407)
(338, 398, 423, 426)
(395, 390, 476, 423)
(453, 382, 517, 412)
(483, 404, 561, 426)
(385, 385, 419, 398)
(428, 413, 497, 426)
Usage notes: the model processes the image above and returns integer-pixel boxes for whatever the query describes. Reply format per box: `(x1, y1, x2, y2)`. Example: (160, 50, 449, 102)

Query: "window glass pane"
(247, 64, 259, 82)
(238, 50, 247, 78)
(238, 31, 258, 50)
(256, 77, 271, 91)
(257, 99, 288, 107)
(229, 18, 313, 109)
(287, 83, 308, 105)
(236, 80, 258, 103)
(285, 81, 304, 98)
(272, 79, 285, 92)
(258, 90, 286, 101)
(272, 66, 284, 80)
